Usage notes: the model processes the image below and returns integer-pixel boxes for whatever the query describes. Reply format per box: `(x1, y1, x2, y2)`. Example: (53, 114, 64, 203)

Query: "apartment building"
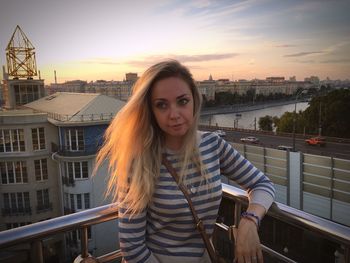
(24, 92, 125, 259)
(0, 109, 60, 228)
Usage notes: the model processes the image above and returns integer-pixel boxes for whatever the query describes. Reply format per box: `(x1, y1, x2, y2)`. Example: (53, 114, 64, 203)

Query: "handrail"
(222, 184, 350, 246)
(0, 203, 118, 249)
(0, 184, 349, 262)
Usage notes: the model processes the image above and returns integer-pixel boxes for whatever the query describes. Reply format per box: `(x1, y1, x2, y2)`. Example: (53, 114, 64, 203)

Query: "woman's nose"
(169, 106, 180, 120)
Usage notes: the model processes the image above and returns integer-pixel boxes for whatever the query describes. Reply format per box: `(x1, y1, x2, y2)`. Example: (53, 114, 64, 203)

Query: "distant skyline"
(1, 0, 350, 84)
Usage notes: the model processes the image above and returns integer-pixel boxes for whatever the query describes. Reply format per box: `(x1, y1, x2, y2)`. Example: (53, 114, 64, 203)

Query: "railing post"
(30, 240, 44, 263)
(81, 226, 89, 258)
(330, 156, 335, 221)
(234, 202, 241, 226)
(346, 246, 350, 263)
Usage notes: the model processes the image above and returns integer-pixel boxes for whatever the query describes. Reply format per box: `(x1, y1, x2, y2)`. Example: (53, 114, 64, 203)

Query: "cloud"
(284, 51, 323, 57)
(275, 44, 296, 48)
(296, 60, 315, 64)
(126, 53, 239, 68)
(320, 58, 350, 63)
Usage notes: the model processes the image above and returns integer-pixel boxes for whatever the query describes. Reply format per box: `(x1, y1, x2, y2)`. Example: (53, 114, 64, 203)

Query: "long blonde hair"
(95, 60, 205, 215)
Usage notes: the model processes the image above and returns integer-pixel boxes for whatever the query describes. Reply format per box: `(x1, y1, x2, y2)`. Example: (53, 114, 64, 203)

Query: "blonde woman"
(96, 60, 275, 263)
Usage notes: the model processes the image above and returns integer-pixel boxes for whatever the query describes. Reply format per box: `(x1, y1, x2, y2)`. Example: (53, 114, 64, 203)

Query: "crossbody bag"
(162, 155, 229, 263)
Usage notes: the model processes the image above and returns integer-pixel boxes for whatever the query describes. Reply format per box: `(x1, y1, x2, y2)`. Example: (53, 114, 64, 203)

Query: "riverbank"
(200, 99, 309, 116)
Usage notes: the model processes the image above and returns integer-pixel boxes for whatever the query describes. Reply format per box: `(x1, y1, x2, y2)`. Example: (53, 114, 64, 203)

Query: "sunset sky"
(1, 0, 350, 84)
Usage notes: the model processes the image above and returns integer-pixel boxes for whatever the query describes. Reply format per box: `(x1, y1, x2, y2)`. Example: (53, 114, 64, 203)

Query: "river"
(200, 102, 309, 129)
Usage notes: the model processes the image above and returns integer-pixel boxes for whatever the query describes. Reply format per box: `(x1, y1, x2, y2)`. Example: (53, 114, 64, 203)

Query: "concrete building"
(125, 72, 138, 82)
(2, 77, 45, 110)
(0, 109, 62, 259)
(85, 80, 132, 101)
(24, 92, 125, 259)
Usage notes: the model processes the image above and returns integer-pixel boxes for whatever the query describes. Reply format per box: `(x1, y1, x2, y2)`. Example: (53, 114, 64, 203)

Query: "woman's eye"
(178, 98, 189, 105)
(155, 102, 167, 109)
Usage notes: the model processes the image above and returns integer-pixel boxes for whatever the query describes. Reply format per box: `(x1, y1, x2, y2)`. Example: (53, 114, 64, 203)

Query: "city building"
(0, 25, 125, 262)
(125, 72, 138, 82)
(24, 92, 125, 259)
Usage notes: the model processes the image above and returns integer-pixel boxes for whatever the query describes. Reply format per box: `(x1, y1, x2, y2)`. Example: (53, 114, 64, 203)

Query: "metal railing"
(1, 206, 32, 217)
(46, 112, 115, 122)
(0, 184, 349, 263)
(57, 144, 99, 157)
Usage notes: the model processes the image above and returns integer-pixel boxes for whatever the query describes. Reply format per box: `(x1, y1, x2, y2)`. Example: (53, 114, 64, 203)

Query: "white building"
(24, 92, 125, 259)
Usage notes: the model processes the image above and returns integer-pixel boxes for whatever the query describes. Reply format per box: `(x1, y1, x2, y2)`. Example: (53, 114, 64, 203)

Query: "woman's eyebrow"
(176, 94, 190, 99)
(153, 93, 190, 101)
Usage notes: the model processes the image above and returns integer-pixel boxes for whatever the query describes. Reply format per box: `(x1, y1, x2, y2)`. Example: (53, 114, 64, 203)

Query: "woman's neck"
(165, 136, 184, 151)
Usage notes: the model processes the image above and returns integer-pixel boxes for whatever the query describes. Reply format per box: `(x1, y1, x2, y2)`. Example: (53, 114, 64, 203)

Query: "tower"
(2, 25, 44, 109)
(6, 25, 37, 78)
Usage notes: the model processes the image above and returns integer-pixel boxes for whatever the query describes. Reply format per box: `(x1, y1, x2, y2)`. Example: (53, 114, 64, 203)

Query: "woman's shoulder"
(197, 130, 222, 146)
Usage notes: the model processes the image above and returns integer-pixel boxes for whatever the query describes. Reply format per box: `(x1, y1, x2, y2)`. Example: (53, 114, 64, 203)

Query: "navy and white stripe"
(118, 131, 275, 262)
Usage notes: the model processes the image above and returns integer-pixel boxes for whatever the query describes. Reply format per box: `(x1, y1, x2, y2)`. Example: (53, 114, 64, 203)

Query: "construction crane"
(6, 25, 37, 78)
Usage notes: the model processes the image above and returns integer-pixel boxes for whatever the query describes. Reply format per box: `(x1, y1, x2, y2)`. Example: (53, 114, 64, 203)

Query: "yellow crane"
(6, 25, 37, 78)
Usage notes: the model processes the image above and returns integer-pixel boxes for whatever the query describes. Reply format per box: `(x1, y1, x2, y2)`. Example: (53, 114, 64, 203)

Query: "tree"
(303, 89, 350, 138)
(258, 115, 273, 131)
(275, 89, 350, 138)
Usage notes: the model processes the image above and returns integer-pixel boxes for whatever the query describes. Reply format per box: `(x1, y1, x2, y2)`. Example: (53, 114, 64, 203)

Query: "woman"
(96, 60, 275, 263)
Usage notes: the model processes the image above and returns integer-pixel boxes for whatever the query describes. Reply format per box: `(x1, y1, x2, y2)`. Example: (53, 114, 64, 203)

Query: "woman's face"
(151, 77, 194, 149)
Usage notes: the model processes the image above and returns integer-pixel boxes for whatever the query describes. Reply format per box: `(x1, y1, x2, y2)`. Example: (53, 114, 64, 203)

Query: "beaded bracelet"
(241, 211, 261, 228)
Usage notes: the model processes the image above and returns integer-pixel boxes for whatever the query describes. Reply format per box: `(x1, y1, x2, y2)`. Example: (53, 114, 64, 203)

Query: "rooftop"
(24, 92, 126, 123)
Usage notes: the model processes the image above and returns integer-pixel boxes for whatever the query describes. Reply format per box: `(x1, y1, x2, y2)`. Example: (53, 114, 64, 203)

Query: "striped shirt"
(119, 131, 275, 262)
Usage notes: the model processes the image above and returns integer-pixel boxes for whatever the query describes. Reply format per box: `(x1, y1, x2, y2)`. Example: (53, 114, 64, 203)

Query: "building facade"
(24, 92, 125, 259)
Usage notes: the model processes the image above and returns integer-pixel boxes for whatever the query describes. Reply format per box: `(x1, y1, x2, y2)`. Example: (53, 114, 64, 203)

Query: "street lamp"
(292, 89, 308, 151)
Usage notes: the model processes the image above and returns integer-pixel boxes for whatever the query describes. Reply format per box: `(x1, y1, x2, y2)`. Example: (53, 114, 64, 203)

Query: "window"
(64, 193, 69, 208)
(77, 194, 82, 209)
(65, 128, 84, 151)
(77, 193, 90, 210)
(3, 192, 30, 215)
(65, 193, 90, 212)
(32, 127, 45, 150)
(84, 193, 90, 209)
(65, 161, 88, 180)
(0, 129, 25, 152)
(34, 159, 48, 181)
(1, 161, 28, 184)
(14, 84, 40, 105)
(37, 189, 49, 206)
(70, 194, 75, 210)
(36, 189, 50, 212)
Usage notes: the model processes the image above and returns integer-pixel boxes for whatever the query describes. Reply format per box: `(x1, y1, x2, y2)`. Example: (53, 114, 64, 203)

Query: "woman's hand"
(234, 218, 263, 263)
(234, 204, 266, 263)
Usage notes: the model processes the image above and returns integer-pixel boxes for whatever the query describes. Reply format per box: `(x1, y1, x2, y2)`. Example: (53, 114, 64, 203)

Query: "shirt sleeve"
(118, 191, 160, 263)
(217, 136, 276, 211)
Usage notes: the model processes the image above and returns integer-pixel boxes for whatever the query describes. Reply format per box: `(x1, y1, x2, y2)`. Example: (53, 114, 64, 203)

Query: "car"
(240, 136, 259, 143)
(214, 130, 226, 137)
(277, 145, 293, 151)
(305, 137, 326, 146)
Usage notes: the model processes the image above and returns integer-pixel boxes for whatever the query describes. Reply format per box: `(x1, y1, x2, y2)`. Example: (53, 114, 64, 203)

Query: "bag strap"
(161, 154, 218, 263)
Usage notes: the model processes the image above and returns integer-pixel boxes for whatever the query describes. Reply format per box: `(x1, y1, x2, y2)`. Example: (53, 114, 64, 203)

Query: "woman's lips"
(170, 123, 183, 130)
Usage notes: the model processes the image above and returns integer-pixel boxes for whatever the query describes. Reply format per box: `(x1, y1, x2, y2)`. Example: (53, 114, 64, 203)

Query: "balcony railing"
(46, 112, 115, 122)
(57, 144, 99, 157)
(0, 184, 349, 263)
(36, 203, 53, 213)
(62, 176, 75, 187)
(1, 206, 32, 217)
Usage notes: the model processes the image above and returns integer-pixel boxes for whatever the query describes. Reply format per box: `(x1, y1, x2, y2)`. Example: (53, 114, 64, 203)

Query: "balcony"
(0, 184, 349, 263)
(46, 112, 115, 122)
(62, 176, 75, 187)
(57, 144, 99, 157)
(1, 207, 32, 217)
(36, 203, 53, 213)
